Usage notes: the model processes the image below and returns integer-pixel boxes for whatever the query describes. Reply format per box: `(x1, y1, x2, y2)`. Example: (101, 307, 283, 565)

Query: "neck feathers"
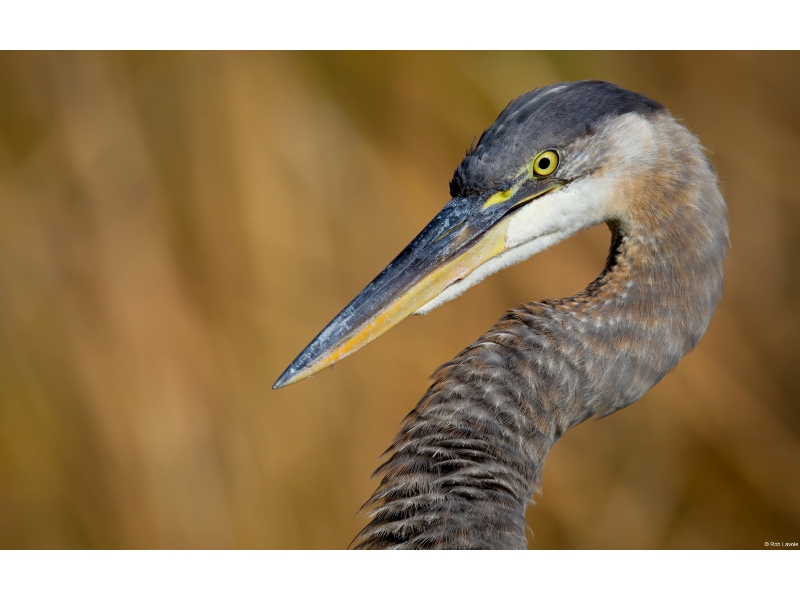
(353, 113, 728, 550)
(577, 114, 729, 411)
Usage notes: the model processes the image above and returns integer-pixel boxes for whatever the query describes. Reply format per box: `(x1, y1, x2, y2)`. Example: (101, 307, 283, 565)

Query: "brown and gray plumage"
(274, 80, 729, 549)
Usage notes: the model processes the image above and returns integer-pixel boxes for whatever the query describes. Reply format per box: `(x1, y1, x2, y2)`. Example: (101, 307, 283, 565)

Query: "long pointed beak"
(273, 179, 563, 389)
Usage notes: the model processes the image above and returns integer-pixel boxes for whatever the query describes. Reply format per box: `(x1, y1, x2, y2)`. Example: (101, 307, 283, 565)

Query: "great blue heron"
(274, 80, 728, 549)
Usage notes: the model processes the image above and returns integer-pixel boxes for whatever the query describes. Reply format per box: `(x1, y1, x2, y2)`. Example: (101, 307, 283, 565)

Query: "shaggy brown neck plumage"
(352, 125, 728, 550)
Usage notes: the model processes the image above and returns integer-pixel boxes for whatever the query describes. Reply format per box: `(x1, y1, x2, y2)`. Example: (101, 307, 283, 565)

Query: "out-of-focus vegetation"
(1, 51, 799, 549)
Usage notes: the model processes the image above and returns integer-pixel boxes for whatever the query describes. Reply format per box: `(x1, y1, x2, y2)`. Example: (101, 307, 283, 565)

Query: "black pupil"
(538, 157, 551, 170)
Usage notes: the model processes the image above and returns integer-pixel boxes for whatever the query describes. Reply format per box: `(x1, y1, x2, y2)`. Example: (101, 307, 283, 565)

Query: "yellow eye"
(532, 150, 559, 177)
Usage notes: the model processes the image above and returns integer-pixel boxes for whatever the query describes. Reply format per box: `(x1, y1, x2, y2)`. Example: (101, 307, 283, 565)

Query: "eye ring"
(532, 149, 559, 177)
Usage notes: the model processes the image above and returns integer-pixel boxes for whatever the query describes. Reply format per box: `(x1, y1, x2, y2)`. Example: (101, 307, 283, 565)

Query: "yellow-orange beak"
(273, 180, 563, 389)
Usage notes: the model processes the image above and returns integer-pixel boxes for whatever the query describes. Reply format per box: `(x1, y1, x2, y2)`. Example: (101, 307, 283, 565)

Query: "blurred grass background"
(0, 51, 799, 549)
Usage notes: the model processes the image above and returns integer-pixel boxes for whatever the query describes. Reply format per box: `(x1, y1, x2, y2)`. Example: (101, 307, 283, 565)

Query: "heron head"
(274, 80, 667, 388)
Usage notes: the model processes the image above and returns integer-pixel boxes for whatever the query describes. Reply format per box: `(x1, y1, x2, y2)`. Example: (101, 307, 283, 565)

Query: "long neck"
(352, 134, 728, 550)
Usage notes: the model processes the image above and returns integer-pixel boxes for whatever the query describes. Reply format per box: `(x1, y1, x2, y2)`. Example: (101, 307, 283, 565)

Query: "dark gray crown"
(450, 80, 664, 196)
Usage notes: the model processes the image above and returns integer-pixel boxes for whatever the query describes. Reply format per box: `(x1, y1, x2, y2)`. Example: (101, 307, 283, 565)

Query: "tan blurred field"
(1, 51, 799, 549)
